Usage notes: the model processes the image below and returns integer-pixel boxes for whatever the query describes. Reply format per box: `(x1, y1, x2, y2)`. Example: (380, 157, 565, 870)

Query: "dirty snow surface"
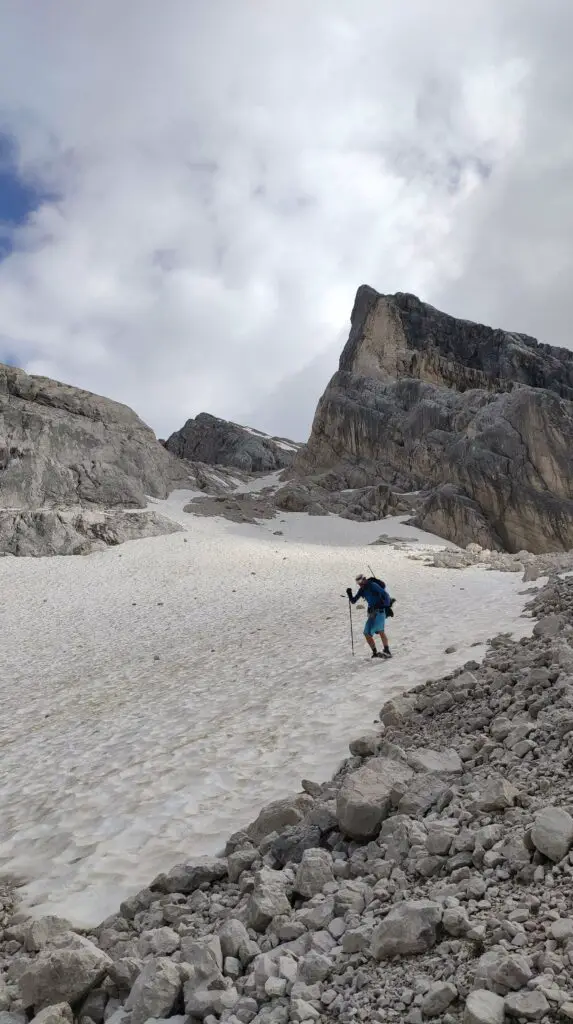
(0, 492, 537, 927)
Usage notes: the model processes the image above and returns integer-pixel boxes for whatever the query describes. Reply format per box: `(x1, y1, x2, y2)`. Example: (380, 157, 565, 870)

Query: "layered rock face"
(0, 363, 186, 509)
(293, 287, 573, 553)
(165, 412, 300, 473)
(0, 363, 188, 554)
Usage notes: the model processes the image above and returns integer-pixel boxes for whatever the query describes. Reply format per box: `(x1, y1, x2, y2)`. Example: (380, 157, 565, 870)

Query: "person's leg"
(377, 628, 392, 657)
(364, 617, 379, 656)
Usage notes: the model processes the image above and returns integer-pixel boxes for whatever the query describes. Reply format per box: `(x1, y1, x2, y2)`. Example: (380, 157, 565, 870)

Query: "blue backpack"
(367, 577, 395, 617)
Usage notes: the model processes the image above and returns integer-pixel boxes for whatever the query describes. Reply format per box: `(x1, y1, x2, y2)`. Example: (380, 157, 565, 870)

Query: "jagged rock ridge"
(288, 287, 573, 553)
(165, 412, 300, 473)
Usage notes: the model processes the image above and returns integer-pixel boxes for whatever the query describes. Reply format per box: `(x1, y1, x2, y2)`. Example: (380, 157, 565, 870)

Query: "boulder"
(19, 943, 112, 1011)
(406, 748, 463, 775)
(464, 990, 505, 1024)
(504, 989, 550, 1019)
(336, 758, 413, 839)
(398, 775, 453, 817)
(151, 856, 228, 893)
(245, 794, 314, 845)
(124, 958, 181, 1024)
(218, 919, 255, 965)
(30, 1007, 72, 1024)
(476, 776, 520, 812)
(421, 982, 458, 1017)
(21, 917, 73, 953)
(371, 900, 442, 959)
(474, 950, 532, 996)
(245, 868, 291, 932)
(530, 806, 573, 862)
(293, 849, 334, 899)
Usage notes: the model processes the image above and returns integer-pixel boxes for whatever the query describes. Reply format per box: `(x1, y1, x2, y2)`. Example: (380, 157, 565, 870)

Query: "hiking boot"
(371, 649, 380, 659)
(382, 648, 392, 659)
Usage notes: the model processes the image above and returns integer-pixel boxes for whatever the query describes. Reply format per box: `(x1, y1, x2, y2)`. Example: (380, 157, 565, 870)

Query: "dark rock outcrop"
(165, 412, 300, 474)
(288, 288, 573, 553)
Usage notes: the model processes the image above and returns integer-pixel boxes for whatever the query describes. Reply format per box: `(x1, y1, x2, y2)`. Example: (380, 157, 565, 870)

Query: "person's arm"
(346, 585, 364, 605)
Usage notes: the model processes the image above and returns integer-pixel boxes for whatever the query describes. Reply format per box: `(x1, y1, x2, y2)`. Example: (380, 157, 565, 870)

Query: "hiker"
(346, 573, 392, 659)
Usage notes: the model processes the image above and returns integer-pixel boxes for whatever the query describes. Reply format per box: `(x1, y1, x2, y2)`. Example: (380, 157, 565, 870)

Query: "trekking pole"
(348, 599, 355, 656)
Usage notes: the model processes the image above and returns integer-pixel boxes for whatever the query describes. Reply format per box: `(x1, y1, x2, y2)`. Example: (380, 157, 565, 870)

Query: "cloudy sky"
(0, 1, 571, 441)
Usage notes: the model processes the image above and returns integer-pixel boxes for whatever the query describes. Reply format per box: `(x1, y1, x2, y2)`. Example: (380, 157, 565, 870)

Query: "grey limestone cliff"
(289, 287, 573, 553)
(0, 363, 190, 554)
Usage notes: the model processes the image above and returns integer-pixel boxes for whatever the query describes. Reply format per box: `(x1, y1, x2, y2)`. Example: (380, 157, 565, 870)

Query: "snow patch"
(0, 506, 535, 927)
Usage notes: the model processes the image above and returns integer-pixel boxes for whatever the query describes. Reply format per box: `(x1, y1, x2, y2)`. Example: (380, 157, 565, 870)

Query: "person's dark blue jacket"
(348, 580, 390, 614)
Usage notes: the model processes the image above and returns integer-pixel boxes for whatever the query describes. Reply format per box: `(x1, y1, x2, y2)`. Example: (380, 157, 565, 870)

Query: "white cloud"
(0, 0, 570, 440)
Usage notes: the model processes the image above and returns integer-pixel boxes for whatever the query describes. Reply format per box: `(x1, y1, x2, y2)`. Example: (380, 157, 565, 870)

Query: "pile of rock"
(411, 543, 573, 580)
(1, 576, 572, 1024)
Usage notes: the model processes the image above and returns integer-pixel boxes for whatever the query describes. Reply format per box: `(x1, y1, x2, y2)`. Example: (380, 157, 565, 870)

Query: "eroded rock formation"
(288, 288, 573, 553)
(0, 363, 190, 554)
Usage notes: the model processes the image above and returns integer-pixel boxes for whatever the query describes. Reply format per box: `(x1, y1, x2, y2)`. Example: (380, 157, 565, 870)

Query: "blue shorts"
(364, 611, 386, 636)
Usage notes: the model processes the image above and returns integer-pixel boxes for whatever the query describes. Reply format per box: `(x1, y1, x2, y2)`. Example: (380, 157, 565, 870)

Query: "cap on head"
(355, 573, 366, 583)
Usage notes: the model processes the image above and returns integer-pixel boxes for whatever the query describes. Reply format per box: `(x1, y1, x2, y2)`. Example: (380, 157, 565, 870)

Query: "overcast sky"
(0, 1, 571, 441)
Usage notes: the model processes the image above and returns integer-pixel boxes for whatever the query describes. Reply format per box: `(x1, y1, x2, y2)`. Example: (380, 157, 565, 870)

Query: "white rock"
(336, 758, 413, 839)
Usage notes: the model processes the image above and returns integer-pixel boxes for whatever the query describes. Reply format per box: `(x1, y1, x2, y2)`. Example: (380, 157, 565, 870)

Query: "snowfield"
(0, 492, 539, 927)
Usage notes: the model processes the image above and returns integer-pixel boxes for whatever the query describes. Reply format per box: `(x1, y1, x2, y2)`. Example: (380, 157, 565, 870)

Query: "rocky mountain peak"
(286, 286, 573, 554)
(164, 412, 300, 473)
(341, 285, 573, 400)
